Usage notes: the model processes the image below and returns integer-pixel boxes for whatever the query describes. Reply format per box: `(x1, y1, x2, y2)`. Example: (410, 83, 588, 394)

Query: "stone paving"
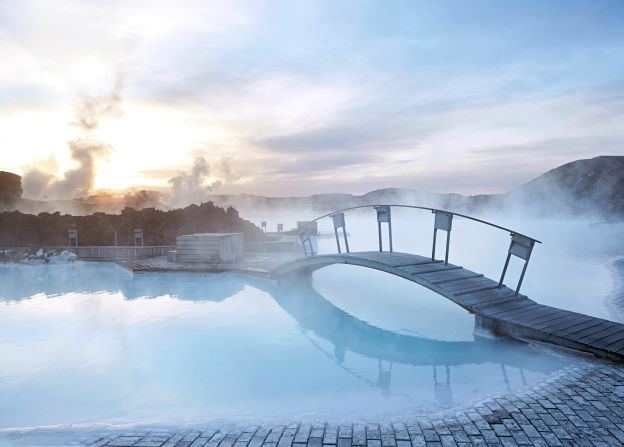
(4, 362, 624, 447)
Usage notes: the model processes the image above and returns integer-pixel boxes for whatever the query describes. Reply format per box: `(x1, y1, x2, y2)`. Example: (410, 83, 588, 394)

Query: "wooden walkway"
(272, 251, 624, 362)
(117, 252, 302, 277)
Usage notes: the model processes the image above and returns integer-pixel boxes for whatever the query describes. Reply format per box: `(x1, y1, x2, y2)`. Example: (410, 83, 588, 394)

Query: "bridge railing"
(298, 205, 541, 295)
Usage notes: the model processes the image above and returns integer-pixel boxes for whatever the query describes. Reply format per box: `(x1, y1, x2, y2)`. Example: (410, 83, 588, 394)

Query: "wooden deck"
(272, 251, 624, 362)
(117, 252, 303, 278)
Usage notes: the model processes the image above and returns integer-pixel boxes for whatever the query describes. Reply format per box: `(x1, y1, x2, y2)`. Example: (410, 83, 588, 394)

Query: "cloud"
(3, 0, 624, 197)
(257, 125, 379, 153)
(21, 74, 122, 199)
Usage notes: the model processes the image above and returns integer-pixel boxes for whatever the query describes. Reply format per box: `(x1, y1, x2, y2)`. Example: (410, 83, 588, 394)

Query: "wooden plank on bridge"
(499, 305, 562, 325)
(439, 277, 498, 293)
(531, 313, 593, 332)
(478, 300, 536, 318)
(552, 319, 610, 337)
(458, 287, 518, 306)
(453, 284, 501, 296)
(566, 321, 620, 340)
(422, 270, 483, 284)
(399, 263, 462, 275)
(472, 295, 528, 312)
(481, 304, 543, 323)
(604, 337, 624, 353)
(514, 306, 576, 326)
(348, 252, 432, 267)
(578, 325, 624, 345)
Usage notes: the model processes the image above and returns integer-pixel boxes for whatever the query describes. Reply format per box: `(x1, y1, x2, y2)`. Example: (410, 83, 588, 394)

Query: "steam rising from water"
(22, 74, 123, 200)
(166, 156, 236, 208)
(167, 156, 220, 208)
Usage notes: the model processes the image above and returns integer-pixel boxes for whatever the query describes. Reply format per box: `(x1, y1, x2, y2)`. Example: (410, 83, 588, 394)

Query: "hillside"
(205, 189, 494, 214)
(2, 156, 622, 218)
(205, 156, 623, 218)
(503, 156, 624, 216)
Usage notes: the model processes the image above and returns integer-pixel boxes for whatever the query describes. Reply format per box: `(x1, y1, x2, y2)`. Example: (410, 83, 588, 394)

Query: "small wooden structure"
(67, 229, 78, 246)
(134, 229, 144, 246)
(175, 233, 244, 263)
(68, 245, 173, 260)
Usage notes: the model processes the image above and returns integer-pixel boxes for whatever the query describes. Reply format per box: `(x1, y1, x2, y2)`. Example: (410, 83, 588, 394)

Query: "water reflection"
(0, 262, 574, 421)
(262, 274, 568, 406)
(0, 263, 244, 301)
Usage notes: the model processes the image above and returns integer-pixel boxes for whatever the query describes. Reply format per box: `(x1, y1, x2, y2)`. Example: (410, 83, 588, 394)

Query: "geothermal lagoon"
(1, 213, 622, 430)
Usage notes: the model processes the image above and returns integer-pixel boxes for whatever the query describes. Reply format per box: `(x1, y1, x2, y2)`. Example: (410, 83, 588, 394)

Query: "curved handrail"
(296, 204, 540, 295)
(298, 204, 541, 243)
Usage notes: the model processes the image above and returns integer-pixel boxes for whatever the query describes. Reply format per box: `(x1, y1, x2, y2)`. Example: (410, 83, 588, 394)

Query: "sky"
(0, 0, 623, 198)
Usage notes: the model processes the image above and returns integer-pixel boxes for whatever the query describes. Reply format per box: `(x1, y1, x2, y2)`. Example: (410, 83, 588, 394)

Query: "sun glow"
(0, 99, 236, 194)
(94, 101, 234, 191)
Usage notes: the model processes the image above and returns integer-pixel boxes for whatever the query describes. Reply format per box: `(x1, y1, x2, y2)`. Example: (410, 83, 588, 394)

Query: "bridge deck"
(273, 251, 624, 362)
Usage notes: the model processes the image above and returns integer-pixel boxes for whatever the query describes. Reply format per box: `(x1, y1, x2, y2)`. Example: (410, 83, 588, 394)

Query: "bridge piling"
(331, 212, 350, 253)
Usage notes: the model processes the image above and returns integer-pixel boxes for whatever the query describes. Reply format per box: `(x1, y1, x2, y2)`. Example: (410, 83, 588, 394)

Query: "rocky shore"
(0, 247, 76, 264)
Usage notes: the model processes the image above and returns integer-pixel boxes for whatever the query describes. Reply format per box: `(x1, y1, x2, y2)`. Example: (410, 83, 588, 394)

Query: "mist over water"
(246, 206, 624, 320)
(0, 261, 579, 429)
(0, 204, 622, 429)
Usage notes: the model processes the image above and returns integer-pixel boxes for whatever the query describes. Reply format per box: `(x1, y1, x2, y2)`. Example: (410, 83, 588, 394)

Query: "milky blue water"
(0, 262, 575, 429)
(0, 214, 621, 429)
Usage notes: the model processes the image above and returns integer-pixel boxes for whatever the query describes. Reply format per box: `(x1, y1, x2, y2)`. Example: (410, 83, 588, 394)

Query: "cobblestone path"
(4, 363, 624, 447)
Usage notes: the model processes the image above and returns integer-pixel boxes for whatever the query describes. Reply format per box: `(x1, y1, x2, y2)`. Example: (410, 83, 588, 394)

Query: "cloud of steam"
(123, 189, 163, 210)
(167, 156, 222, 208)
(22, 74, 122, 200)
(49, 138, 112, 198)
(216, 157, 240, 183)
(72, 76, 123, 131)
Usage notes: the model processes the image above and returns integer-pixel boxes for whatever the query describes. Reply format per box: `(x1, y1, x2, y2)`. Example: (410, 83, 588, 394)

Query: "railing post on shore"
(331, 212, 350, 253)
(431, 211, 453, 265)
(499, 233, 536, 295)
(67, 229, 78, 247)
(374, 205, 392, 252)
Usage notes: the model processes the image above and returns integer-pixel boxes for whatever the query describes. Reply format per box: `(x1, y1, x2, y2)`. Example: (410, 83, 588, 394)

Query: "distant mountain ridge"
(1, 156, 622, 218)
(205, 188, 487, 213)
(504, 155, 624, 216)
(205, 156, 623, 218)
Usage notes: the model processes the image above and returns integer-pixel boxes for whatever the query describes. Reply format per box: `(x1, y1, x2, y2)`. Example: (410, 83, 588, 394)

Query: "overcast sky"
(1, 0, 623, 197)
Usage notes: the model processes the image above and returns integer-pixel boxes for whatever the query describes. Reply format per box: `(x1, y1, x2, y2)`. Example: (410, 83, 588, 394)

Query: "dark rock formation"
(0, 202, 264, 247)
(0, 171, 23, 206)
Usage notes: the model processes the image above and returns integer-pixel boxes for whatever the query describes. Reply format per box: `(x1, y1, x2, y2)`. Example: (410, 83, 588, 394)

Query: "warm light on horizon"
(1, 0, 622, 199)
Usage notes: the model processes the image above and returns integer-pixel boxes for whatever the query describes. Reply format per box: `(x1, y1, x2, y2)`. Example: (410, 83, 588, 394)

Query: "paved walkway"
(4, 361, 624, 447)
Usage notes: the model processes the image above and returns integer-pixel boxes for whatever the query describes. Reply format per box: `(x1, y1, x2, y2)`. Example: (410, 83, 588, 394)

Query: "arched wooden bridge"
(272, 205, 624, 362)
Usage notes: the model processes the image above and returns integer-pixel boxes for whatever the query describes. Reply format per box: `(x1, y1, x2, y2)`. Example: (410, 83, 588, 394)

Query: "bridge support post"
(299, 228, 315, 256)
(334, 226, 341, 254)
(474, 315, 501, 337)
(332, 212, 350, 253)
(374, 205, 392, 252)
(431, 211, 453, 265)
(499, 234, 536, 295)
